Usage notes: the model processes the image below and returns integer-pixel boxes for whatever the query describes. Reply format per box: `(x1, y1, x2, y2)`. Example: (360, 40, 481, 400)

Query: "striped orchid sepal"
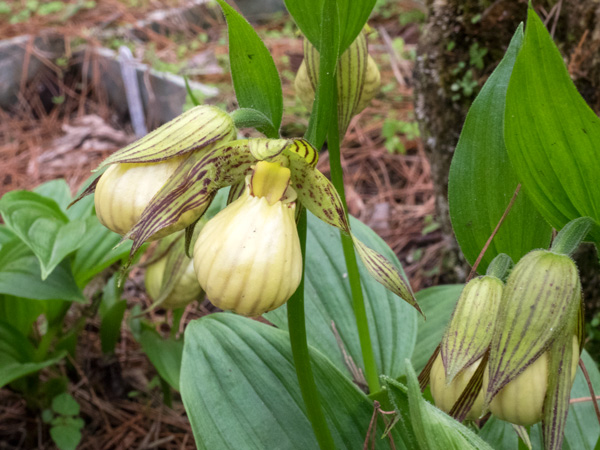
(295, 30, 380, 138)
(95, 105, 236, 168)
(484, 249, 583, 449)
(441, 275, 504, 383)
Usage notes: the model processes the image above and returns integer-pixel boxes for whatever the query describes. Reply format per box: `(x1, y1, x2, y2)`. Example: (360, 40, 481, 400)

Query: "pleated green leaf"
(477, 416, 519, 448)
(216, 0, 282, 136)
(181, 313, 396, 449)
(0, 320, 66, 388)
(71, 219, 133, 287)
(505, 9, 600, 242)
(0, 238, 84, 303)
(448, 23, 551, 272)
(0, 191, 87, 280)
(139, 329, 183, 391)
(266, 213, 418, 381)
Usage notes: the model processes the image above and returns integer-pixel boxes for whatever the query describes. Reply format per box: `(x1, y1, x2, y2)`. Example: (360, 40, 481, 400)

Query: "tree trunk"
(414, 0, 600, 290)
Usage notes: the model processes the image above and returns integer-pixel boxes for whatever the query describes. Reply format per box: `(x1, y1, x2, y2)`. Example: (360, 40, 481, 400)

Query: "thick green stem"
(288, 208, 336, 450)
(327, 111, 381, 394)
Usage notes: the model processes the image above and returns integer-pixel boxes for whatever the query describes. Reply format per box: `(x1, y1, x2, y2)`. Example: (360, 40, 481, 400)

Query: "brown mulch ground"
(0, 1, 441, 448)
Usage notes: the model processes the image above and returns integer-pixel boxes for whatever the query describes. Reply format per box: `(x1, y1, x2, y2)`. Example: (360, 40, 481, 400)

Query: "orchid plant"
(2, 1, 600, 449)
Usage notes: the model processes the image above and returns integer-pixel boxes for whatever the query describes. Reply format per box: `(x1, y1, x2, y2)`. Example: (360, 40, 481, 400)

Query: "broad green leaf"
(34, 179, 94, 221)
(478, 416, 519, 448)
(181, 313, 395, 449)
(0, 238, 85, 302)
(50, 424, 82, 450)
(411, 285, 463, 373)
(383, 365, 494, 449)
(284, 0, 376, 54)
(33, 179, 72, 211)
(0, 191, 87, 279)
(0, 320, 66, 388)
(139, 329, 183, 392)
(100, 300, 127, 355)
(98, 273, 127, 353)
(216, 0, 282, 136)
(448, 24, 551, 272)
(562, 350, 600, 449)
(0, 295, 45, 335)
(71, 217, 133, 286)
(505, 9, 600, 242)
(0, 225, 15, 244)
(96, 105, 235, 170)
(265, 214, 418, 380)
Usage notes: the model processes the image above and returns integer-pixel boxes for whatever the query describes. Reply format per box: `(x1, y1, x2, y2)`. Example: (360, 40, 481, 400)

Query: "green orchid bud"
(486, 249, 583, 433)
(295, 31, 380, 136)
(145, 237, 204, 310)
(93, 105, 236, 240)
(193, 161, 302, 317)
(430, 275, 503, 420)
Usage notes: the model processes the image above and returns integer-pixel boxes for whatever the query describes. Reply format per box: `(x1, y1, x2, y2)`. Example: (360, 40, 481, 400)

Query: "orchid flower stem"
(327, 108, 381, 394)
(288, 208, 336, 450)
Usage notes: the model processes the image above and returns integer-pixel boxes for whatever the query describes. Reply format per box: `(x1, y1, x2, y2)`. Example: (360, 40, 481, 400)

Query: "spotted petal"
(286, 138, 418, 312)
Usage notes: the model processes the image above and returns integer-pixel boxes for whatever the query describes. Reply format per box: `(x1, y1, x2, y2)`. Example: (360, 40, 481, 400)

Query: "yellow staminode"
(250, 161, 292, 206)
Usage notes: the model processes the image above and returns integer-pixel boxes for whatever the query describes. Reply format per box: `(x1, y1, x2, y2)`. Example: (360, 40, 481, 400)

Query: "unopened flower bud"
(486, 249, 583, 427)
(94, 105, 236, 240)
(193, 161, 302, 316)
(145, 251, 203, 310)
(95, 156, 187, 239)
(295, 32, 380, 136)
(430, 275, 503, 420)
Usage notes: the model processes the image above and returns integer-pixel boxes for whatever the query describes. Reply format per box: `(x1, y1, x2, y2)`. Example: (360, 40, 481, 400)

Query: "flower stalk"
(287, 208, 336, 450)
(327, 92, 381, 393)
